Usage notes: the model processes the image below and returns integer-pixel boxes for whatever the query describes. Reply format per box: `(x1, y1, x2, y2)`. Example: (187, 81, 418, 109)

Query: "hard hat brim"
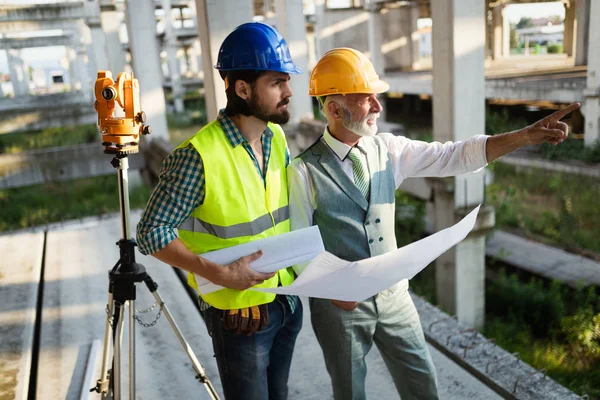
(309, 78, 390, 96)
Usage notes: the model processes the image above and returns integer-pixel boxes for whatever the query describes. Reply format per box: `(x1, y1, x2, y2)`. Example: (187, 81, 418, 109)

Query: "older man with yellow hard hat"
(287, 47, 578, 400)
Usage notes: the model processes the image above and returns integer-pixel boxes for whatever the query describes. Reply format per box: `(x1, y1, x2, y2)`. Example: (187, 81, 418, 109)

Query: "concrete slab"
(487, 230, 600, 288)
(24, 211, 505, 399)
(0, 231, 44, 400)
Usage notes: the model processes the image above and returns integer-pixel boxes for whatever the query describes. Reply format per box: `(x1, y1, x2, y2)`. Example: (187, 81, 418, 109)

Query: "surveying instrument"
(90, 71, 220, 399)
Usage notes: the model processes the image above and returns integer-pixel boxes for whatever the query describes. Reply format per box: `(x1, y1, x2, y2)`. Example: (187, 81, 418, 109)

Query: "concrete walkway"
(1, 212, 503, 399)
(487, 230, 600, 288)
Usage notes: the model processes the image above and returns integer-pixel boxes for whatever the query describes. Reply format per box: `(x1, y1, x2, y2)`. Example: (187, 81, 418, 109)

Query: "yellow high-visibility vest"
(176, 119, 294, 310)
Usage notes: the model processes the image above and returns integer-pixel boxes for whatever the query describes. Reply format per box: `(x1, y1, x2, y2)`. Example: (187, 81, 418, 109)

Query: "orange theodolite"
(94, 71, 151, 154)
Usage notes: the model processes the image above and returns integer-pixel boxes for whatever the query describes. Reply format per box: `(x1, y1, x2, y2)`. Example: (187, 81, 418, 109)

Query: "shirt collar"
(322, 126, 365, 161)
(217, 109, 273, 148)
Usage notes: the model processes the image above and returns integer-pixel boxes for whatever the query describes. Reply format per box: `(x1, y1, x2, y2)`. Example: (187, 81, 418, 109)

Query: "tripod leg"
(129, 299, 136, 400)
(113, 302, 126, 400)
(95, 294, 114, 398)
(150, 289, 221, 400)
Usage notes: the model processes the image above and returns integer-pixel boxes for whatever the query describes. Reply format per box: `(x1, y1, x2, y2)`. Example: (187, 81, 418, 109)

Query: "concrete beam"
(0, 143, 145, 190)
(584, 0, 600, 146)
(194, 0, 253, 122)
(431, 0, 487, 329)
(0, 93, 96, 135)
(0, 2, 85, 23)
(383, 72, 586, 104)
(0, 20, 76, 33)
(125, 0, 169, 140)
(276, 0, 313, 124)
(0, 35, 71, 49)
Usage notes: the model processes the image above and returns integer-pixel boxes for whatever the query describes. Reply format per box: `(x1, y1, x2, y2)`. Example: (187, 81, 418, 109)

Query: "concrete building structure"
(1, 0, 597, 143)
(0, 1, 597, 397)
(0, 0, 598, 323)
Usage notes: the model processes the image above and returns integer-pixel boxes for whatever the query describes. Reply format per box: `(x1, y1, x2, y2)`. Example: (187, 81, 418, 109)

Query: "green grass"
(487, 163, 600, 255)
(0, 175, 151, 232)
(0, 124, 99, 154)
(483, 271, 600, 398)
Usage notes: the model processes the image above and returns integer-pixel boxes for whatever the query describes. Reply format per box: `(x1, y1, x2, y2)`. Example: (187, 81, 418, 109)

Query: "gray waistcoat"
(299, 136, 398, 262)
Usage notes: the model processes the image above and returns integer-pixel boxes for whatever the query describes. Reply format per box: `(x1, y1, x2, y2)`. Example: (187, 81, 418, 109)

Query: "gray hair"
(321, 94, 348, 120)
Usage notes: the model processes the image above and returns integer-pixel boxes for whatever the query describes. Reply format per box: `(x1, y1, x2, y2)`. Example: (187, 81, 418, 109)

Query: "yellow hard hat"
(309, 47, 389, 97)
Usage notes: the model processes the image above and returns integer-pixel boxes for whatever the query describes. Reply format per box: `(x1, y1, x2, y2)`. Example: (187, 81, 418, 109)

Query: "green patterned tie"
(348, 148, 370, 199)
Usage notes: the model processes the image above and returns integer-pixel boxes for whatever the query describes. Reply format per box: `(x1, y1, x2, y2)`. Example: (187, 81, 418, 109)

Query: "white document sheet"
(194, 226, 324, 294)
(253, 205, 481, 301)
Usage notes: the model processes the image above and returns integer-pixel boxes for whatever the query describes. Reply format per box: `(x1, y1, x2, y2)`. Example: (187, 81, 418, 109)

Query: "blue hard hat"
(215, 22, 302, 74)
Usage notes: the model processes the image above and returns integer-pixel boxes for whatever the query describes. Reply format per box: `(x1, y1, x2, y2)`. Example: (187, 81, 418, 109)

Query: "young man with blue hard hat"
(137, 22, 303, 399)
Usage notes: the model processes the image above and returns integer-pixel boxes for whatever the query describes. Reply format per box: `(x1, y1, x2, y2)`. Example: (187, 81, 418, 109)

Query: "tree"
(516, 17, 534, 29)
(510, 28, 520, 49)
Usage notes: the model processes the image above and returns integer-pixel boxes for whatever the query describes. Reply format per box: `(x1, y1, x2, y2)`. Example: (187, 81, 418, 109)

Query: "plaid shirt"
(136, 109, 296, 311)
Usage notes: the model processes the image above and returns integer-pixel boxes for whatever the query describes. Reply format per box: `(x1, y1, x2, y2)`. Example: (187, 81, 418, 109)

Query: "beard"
(248, 93, 290, 125)
(341, 107, 379, 137)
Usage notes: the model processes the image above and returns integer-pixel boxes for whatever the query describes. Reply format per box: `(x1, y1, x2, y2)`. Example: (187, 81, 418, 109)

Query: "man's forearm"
(485, 129, 529, 163)
(152, 238, 221, 283)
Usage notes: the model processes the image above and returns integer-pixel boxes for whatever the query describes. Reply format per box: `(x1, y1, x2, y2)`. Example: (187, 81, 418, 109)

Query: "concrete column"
(84, 0, 109, 73)
(431, 0, 487, 329)
(564, 1, 576, 57)
(367, 6, 384, 77)
(7, 49, 30, 96)
(314, 0, 325, 59)
(193, 0, 253, 122)
(575, 0, 590, 66)
(101, 10, 127, 77)
(276, 0, 313, 124)
(584, 0, 600, 147)
(125, 0, 169, 140)
(192, 39, 202, 77)
(163, 0, 185, 113)
(502, 6, 510, 57)
(390, 4, 421, 71)
(69, 31, 90, 99)
(491, 5, 503, 60)
(407, 4, 421, 69)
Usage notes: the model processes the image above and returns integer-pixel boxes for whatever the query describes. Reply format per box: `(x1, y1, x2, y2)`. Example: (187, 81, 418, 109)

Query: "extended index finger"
(545, 102, 580, 121)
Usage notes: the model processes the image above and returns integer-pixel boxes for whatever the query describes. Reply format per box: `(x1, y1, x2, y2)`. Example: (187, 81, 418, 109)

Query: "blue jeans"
(201, 295, 303, 400)
(310, 282, 438, 400)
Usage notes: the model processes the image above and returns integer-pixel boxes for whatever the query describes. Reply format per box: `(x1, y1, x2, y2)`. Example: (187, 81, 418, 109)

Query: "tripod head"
(94, 71, 151, 154)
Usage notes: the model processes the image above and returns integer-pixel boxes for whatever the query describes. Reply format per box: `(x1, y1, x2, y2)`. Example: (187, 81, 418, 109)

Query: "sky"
(0, 1, 568, 75)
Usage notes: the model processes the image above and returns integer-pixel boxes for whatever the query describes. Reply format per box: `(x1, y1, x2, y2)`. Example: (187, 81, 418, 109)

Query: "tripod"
(90, 154, 220, 400)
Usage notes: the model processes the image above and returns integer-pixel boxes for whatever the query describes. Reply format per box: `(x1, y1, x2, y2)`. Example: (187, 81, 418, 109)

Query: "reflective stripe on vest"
(179, 205, 289, 239)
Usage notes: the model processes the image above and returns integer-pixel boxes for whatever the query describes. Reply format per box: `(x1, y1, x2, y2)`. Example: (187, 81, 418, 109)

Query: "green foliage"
(486, 272, 565, 336)
(394, 190, 427, 247)
(0, 175, 151, 232)
(0, 124, 99, 154)
(547, 44, 563, 54)
(485, 271, 600, 397)
(485, 107, 528, 136)
(516, 17, 534, 29)
(539, 138, 600, 163)
(486, 163, 600, 254)
(394, 191, 437, 303)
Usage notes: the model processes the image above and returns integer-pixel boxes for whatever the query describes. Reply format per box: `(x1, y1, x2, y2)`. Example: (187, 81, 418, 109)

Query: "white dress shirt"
(287, 127, 489, 233)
